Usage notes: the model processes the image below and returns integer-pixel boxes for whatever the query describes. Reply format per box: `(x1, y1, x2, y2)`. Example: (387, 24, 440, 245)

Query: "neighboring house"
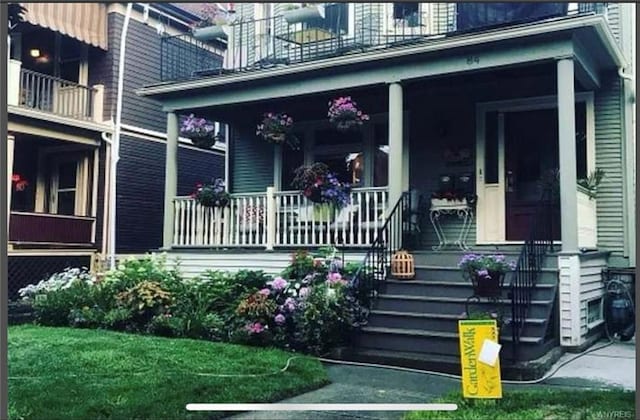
(7, 2, 226, 298)
(140, 2, 635, 375)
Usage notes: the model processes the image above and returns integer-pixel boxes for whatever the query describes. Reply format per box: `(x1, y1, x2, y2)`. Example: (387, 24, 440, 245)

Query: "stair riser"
(356, 331, 551, 361)
(375, 298, 551, 318)
(411, 268, 558, 284)
(383, 282, 556, 300)
(412, 254, 558, 269)
(367, 313, 548, 336)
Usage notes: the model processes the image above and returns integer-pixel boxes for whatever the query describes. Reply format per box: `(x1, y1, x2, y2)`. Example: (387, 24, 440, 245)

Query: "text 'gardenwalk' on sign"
(458, 319, 503, 399)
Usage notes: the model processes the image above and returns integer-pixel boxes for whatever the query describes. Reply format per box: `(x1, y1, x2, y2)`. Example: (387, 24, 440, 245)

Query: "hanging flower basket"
(191, 178, 230, 208)
(292, 163, 351, 210)
(328, 97, 369, 132)
(313, 203, 336, 222)
(282, 4, 325, 24)
(256, 112, 299, 149)
(180, 114, 219, 150)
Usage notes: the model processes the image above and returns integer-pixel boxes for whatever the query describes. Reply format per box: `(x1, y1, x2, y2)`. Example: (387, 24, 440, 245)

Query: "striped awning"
(21, 3, 107, 50)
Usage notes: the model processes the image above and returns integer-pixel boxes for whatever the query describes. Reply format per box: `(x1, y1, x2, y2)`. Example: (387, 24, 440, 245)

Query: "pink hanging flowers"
(256, 112, 299, 149)
(328, 96, 369, 131)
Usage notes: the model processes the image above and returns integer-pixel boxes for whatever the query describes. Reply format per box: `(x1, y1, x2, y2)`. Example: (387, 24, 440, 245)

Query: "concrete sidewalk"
(541, 339, 635, 391)
(230, 340, 635, 420)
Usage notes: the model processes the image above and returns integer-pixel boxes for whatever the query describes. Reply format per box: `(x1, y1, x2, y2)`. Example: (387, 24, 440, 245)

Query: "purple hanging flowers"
(328, 96, 369, 131)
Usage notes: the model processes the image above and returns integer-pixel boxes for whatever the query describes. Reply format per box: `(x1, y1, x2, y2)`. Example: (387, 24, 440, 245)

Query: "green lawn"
(405, 389, 635, 420)
(8, 325, 329, 419)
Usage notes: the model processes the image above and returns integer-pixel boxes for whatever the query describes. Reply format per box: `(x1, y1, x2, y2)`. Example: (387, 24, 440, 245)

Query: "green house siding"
(594, 73, 626, 258)
(230, 126, 274, 194)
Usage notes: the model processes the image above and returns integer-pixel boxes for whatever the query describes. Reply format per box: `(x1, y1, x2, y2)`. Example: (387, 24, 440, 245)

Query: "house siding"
(594, 73, 626, 259)
(116, 135, 224, 253)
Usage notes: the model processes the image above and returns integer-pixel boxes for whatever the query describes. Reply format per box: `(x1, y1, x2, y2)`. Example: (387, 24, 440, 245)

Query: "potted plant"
(328, 96, 370, 132)
(291, 163, 351, 221)
(282, 3, 325, 24)
(578, 168, 605, 199)
(180, 114, 220, 149)
(192, 4, 233, 41)
(190, 178, 230, 208)
(256, 112, 299, 149)
(459, 253, 515, 298)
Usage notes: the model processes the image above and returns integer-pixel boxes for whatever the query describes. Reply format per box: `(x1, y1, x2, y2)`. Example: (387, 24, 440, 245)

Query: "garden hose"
(316, 338, 617, 386)
(10, 340, 620, 384)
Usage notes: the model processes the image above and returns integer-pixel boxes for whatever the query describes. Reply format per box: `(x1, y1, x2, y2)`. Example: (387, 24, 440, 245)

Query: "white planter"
(193, 24, 230, 41)
(282, 5, 325, 24)
(431, 198, 468, 209)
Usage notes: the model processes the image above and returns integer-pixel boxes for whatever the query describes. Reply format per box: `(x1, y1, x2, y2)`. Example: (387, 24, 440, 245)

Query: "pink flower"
(274, 314, 286, 325)
(299, 287, 310, 298)
(246, 322, 266, 334)
(259, 288, 270, 296)
(270, 277, 288, 291)
(284, 297, 297, 311)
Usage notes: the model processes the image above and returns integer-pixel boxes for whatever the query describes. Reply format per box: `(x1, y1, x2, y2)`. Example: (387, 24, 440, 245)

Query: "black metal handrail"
(508, 186, 556, 359)
(350, 191, 412, 309)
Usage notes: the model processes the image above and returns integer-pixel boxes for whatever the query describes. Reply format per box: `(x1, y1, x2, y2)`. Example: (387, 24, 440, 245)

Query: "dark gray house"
(7, 2, 225, 297)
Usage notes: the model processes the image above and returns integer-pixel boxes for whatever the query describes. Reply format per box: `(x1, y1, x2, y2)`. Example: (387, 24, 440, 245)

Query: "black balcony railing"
(160, 2, 607, 83)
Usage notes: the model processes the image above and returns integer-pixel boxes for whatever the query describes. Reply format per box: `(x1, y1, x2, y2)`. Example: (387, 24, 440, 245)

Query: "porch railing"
(508, 186, 556, 360)
(350, 191, 412, 308)
(172, 186, 389, 248)
(9, 212, 95, 245)
(160, 2, 607, 82)
(19, 69, 95, 120)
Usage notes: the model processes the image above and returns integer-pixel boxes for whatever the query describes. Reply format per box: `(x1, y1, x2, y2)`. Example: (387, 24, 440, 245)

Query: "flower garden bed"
(16, 248, 365, 356)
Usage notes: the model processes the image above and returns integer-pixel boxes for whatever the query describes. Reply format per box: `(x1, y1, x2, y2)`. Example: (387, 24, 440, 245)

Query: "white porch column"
(163, 112, 179, 248)
(388, 82, 404, 206)
(557, 58, 579, 253)
(7, 135, 15, 232)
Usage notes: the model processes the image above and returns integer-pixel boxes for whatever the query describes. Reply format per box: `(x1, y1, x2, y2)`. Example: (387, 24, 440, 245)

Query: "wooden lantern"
(391, 250, 415, 280)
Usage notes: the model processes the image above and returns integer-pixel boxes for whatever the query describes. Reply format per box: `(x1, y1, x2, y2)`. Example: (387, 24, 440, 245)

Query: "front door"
(504, 108, 560, 241)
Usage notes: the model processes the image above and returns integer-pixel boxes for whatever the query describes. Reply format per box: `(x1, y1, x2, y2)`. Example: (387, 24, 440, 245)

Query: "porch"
(8, 133, 100, 249)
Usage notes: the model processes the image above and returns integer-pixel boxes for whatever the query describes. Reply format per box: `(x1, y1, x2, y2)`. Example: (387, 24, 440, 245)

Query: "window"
(281, 133, 305, 190)
(374, 123, 389, 187)
(393, 2, 420, 27)
(576, 102, 587, 180)
(484, 111, 499, 184)
(46, 153, 91, 216)
(587, 297, 603, 326)
(313, 128, 364, 186)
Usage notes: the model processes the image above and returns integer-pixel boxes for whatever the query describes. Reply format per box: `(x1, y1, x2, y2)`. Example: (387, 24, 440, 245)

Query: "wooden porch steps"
(347, 253, 560, 376)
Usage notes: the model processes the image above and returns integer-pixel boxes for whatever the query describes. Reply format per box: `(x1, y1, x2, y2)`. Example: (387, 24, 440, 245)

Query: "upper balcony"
(159, 2, 609, 83)
(9, 64, 100, 122)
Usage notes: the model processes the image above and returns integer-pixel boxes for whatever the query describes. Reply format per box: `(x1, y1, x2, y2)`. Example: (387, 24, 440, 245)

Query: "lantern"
(391, 250, 415, 280)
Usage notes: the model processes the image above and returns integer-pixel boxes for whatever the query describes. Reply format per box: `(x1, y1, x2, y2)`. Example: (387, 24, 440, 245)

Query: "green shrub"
(31, 281, 97, 327)
(101, 254, 181, 300)
(116, 281, 172, 328)
(102, 307, 135, 331)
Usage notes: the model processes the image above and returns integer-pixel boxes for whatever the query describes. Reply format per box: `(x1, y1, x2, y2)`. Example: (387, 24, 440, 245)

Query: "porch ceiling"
(138, 14, 625, 112)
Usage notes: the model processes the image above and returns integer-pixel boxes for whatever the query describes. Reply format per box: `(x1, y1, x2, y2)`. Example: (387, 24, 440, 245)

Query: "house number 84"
(467, 56, 480, 65)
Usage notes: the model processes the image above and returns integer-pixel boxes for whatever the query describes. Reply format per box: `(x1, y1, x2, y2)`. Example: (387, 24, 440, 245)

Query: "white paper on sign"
(478, 339, 502, 367)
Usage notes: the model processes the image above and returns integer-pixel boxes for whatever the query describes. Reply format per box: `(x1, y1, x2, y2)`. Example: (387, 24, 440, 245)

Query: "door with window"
(48, 154, 90, 216)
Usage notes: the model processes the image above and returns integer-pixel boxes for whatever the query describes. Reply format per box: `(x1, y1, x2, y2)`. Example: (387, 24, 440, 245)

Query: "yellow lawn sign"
(458, 319, 503, 399)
